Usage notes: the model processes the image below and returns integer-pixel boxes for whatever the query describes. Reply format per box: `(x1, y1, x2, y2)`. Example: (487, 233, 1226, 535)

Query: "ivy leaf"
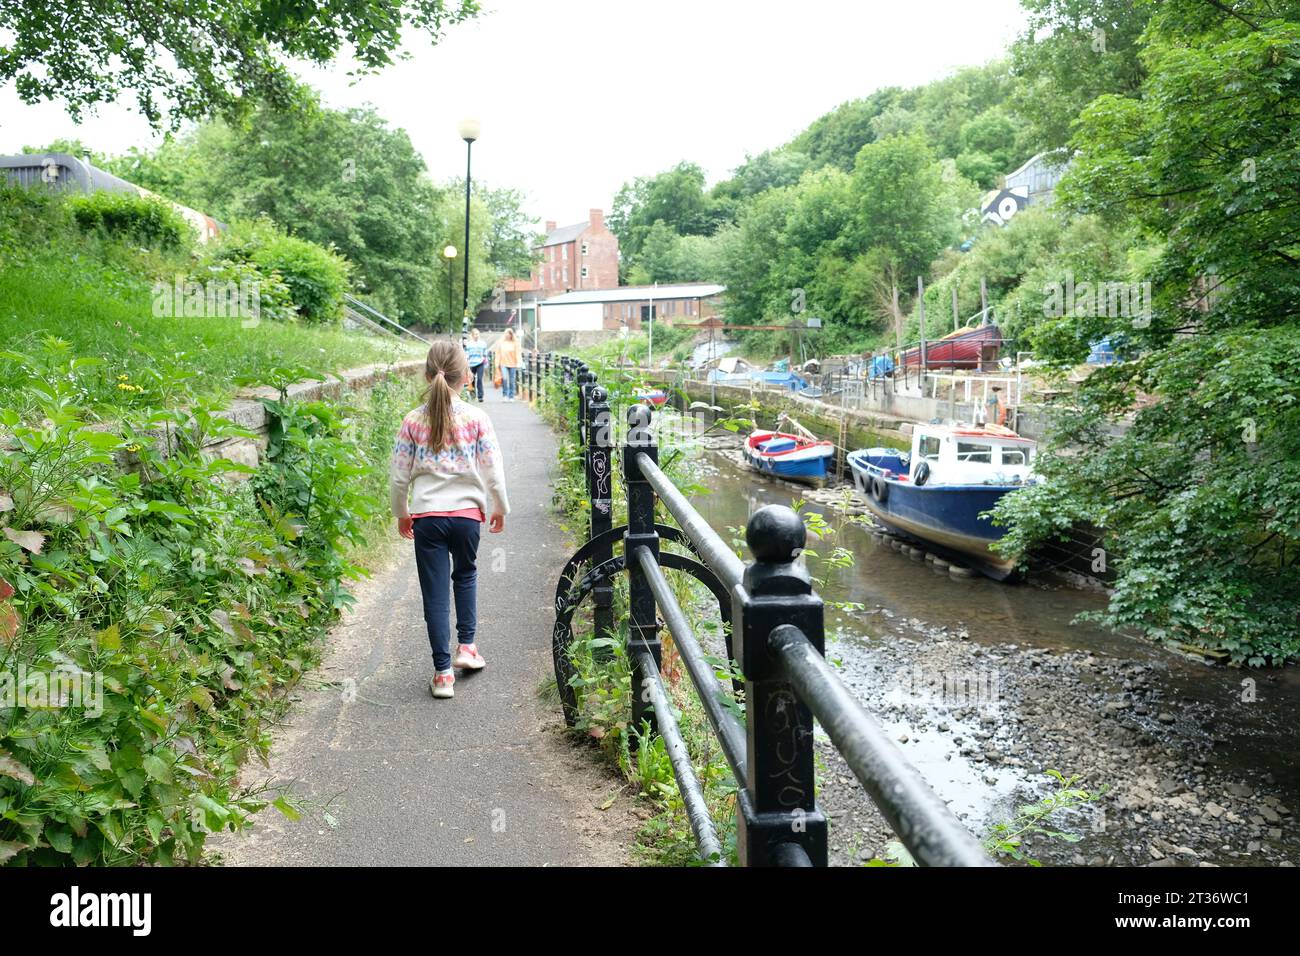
(3, 526, 44, 553)
(95, 624, 121, 650)
(0, 750, 36, 786)
(190, 686, 214, 712)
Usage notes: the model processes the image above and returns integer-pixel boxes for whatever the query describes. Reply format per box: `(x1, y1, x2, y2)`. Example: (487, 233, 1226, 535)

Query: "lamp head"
(443, 245, 457, 259)
(458, 118, 481, 143)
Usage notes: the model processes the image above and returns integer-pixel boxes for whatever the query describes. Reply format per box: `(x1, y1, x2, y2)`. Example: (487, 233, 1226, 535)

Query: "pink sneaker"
(454, 643, 486, 670)
(430, 671, 455, 699)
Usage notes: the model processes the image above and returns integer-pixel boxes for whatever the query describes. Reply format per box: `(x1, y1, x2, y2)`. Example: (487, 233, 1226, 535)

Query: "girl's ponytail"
(424, 341, 470, 450)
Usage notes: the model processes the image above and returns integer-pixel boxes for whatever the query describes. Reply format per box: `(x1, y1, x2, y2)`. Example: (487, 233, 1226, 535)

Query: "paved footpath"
(214, 394, 637, 866)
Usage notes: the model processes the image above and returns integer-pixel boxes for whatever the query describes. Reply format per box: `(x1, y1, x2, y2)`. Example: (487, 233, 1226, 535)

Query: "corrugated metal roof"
(0, 152, 139, 194)
(539, 283, 726, 306)
(542, 220, 589, 246)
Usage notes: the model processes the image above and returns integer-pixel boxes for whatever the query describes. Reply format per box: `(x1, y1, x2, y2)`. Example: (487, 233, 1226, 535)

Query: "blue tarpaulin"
(868, 354, 895, 380)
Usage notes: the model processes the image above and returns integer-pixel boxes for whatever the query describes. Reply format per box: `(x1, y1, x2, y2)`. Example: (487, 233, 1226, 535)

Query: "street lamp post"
(443, 244, 457, 332)
(458, 118, 480, 345)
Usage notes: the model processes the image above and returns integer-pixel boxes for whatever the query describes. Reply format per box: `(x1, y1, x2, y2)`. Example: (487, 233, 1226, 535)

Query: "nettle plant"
(0, 348, 396, 864)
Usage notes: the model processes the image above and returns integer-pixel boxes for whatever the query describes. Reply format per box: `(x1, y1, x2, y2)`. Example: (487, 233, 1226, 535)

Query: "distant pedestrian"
(391, 341, 510, 699)
(986, 386, 1007, 427)
(495, 328, 522, 402)
(464, 328, 488, 402)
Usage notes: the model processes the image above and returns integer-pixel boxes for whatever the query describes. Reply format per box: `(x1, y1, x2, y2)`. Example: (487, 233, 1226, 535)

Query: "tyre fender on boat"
(914, 461, 931, 487)
(870, 475, 889, 503)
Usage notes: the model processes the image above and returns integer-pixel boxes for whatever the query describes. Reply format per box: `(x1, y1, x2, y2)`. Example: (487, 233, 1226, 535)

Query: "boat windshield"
(1000, 446, 1031, 466)
(956, 441, 993, 464)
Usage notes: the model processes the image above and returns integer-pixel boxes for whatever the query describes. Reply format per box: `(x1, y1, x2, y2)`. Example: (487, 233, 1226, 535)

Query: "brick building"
(524, 208, 619, 295)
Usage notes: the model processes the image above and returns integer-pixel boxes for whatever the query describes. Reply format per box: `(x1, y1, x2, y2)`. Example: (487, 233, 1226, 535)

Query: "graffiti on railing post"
(734, 505, 829, 866)
(623, 404, 661, 743)
(587, 386, 615, 655)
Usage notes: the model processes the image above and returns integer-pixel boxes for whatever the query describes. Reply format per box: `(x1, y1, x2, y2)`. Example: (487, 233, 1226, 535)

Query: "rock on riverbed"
(815, 617, 1299, 867)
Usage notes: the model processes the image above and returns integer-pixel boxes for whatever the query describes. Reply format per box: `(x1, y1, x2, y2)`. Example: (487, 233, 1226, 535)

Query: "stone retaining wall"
(203, 360, 425, 473)
(1, 359, 426, 478)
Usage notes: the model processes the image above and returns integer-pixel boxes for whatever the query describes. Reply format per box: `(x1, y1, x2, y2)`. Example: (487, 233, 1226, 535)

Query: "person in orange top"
(494, 327, 523, 403)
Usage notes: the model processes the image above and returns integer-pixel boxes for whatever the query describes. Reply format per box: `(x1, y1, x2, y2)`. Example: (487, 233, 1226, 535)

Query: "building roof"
(542, 220, 590, 246)
(0, 152, 138, 194)
(538, 283, 726, 306)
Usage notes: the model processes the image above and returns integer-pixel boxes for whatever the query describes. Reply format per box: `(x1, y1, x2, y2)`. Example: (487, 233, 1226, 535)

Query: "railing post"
(587, 386, 615, 654)
(577, 365, 592, 446)
(623, 403, 661, 742)
(576, 364, 592, 448)
(733, 505, 828, 866)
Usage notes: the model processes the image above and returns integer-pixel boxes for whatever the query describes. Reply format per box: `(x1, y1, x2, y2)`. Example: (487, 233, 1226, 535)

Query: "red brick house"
(525, 209, 619, 295)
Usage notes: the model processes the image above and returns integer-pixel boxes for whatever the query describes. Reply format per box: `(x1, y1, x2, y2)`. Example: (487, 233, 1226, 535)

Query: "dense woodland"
(608, 1, 1300, 662)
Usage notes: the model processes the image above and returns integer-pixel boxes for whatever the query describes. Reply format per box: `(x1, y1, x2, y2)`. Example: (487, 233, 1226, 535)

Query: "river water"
(681, 435, 1300, 865)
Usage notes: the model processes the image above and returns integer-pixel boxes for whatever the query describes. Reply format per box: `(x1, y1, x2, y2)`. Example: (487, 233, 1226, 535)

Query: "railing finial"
(744, 505, 812, 596)
(745, 504, 806, 564)
(627, 402, 653, 445)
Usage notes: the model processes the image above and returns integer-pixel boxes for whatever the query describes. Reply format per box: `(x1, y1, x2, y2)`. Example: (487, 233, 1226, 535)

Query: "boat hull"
(899, 324, 1001, 370)
(848, 452, 1023, 580)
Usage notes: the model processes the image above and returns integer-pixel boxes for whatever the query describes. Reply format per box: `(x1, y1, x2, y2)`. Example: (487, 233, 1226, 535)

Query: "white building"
(537, 283, 726, 332)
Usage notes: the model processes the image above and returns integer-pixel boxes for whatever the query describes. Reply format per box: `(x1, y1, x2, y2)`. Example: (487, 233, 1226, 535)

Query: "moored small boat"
(635, 387, 669, 406)
(743, 429, 835, 485)
(848, 422, 1035, 580)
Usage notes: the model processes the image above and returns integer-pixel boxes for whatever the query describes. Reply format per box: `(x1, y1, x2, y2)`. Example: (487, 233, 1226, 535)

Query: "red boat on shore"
(900, 323, 1002, 370)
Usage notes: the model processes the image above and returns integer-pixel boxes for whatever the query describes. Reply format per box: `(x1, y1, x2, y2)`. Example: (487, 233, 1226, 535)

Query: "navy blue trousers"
(412, 516, 481, 670)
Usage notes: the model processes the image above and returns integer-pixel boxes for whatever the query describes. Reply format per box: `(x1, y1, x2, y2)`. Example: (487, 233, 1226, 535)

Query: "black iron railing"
(536, 353, 994, 868)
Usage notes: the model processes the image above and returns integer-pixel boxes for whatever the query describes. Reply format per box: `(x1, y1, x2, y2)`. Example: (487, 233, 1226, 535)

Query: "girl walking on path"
(495, 327, 522, 402)
(391, 341, 510, 699)
(464, 328, 488, 402)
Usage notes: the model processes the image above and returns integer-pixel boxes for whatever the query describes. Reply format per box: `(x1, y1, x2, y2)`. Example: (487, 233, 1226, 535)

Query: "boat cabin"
(908, 423, 1035, 486)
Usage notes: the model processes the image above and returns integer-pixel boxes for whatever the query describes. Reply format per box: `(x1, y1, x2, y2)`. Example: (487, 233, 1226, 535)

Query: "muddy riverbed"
(685, 437, 1300, 867)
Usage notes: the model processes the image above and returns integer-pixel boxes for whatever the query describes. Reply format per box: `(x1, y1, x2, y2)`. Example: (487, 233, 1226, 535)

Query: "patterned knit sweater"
(389, 400, 511, 520)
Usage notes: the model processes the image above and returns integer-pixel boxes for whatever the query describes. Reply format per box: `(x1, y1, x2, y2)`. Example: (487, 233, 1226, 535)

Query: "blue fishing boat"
(847, 423, 1036, 580)
(743, 426, 835, 485)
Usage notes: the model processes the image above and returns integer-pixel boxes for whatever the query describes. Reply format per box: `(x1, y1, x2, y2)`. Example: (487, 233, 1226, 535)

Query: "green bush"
(68, 191, 193, 251)
(0, 185, 68, 261)
(211, 220, 350, 325)
(189, 257, 299, 325)
(0, 346, 415, 864)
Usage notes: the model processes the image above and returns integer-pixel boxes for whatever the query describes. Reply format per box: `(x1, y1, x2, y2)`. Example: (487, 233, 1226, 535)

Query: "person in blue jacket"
(464, 328, 488, 402)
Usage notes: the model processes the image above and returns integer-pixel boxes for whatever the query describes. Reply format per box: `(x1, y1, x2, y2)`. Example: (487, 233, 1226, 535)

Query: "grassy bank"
(0, 184, 423, 420)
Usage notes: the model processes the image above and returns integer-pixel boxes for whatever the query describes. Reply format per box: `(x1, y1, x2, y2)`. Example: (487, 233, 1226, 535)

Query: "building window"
(562, 245, 568, 261)
(580, 241, 589, 256)
(580, 265, 589, 279)
(562, 266, 568, 283)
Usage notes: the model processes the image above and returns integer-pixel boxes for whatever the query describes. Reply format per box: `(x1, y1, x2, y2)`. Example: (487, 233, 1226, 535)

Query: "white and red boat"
(743, 418, 836, 485)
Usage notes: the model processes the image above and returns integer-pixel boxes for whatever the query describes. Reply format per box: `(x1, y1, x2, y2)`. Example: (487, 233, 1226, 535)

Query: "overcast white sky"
(0, 0, 1025, 225)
